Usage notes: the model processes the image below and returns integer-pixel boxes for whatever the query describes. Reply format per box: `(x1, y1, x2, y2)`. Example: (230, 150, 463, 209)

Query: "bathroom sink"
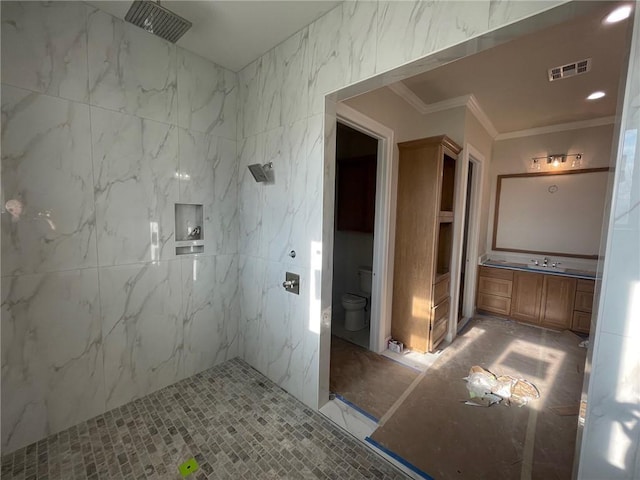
(527, 264, 566, 273)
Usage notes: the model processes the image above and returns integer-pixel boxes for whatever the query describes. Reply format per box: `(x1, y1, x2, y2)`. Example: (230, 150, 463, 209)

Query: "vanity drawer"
(577, 279, 595, 293)
(478, 277, 512, 298)
(477, 293, 511, 316)
(478, 266, 513, 281)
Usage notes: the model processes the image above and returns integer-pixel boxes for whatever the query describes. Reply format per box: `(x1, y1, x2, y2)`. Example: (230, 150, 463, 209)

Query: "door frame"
(450, 142, 486, 337)
(335, 102, 396, 353)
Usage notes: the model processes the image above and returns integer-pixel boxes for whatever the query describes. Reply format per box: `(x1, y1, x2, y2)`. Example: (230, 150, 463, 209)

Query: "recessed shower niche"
(175, 203, 204, 255)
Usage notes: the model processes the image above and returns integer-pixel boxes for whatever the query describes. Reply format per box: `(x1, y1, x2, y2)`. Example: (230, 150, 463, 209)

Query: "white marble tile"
(579, 331, 640, 478)
(238, 255, 266, 370)
(258, 27, 311, 131)
(182, 254, 238, 378)
(261, 262, 307, 399)
(308, 1, 377, 116)
(261, 261, 290, 386)
(237, 134, 265, 258)
(376, 1, 490, 75)
(1, 269, 104, 453)
(177, 48, 237, 139)
(1, 1, 89, 102)
(319, 398, 377, 441)
(488, 0, 565, 30)
(238, 58, 262, 138)
(87, 9, 177, 124)
(302, 327, 320, 409)
(1, 86, 97, 276)
(100, 260, 183, 410)
(178, 129, 237, 255)
(259, 49, 281, 132)
(91, 107, 178, 266)
(280, 28, 310, 126)
(262, 120, 309, 266)
(307, 5, 343, 118)
(305, 114, 325, 248)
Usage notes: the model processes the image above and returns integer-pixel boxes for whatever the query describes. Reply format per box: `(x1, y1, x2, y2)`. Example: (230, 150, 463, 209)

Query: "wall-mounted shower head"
(125, 1, 192, 44)
(248, 162, 274, 183)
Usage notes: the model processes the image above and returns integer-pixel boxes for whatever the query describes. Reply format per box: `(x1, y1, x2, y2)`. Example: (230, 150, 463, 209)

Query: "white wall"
(1, 1, 239, 453)
(344, 87, 466, 145)
(486, 124, 614, 269)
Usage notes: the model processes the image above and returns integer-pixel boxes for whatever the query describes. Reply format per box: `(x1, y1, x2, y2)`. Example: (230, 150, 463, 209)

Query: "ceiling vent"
(548, 58, 592, 82)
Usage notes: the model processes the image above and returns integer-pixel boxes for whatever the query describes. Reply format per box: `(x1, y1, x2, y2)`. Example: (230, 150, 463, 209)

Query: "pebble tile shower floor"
(1, 358, 407, 480)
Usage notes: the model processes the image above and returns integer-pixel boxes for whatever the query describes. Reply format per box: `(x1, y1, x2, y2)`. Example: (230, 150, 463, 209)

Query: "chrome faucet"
(542, 257, 549, 267)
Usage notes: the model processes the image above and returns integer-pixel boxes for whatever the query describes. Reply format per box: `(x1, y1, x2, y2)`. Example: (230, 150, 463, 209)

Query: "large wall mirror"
(492, 168, 610, 259)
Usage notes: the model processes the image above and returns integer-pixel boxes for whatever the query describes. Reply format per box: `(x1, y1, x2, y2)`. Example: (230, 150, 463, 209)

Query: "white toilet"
(341, 266, 372, 331)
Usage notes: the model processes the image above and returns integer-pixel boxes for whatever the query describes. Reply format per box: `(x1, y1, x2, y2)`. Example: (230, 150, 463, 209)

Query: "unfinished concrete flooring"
(329, 317, 587, 479)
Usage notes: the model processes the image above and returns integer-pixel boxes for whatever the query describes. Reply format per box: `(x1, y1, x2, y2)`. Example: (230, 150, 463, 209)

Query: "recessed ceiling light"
(587, 91, 606, 100)
(604, 5, 632, 24)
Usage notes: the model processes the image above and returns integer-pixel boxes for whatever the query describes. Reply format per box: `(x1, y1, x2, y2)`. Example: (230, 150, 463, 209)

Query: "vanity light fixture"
(587, 91, 606, 100)
(548, 154, 566, 167)
(531, 153, 582, 169)
(604, 5, 632, 24)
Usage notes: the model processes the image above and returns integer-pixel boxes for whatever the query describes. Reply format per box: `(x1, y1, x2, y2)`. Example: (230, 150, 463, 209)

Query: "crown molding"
(387, 82, 612, 141)
(387, 82, 430, 114)
(495, 116, 616, 141)
(388, 83, 498, 138)
(466, 95, 499, 138)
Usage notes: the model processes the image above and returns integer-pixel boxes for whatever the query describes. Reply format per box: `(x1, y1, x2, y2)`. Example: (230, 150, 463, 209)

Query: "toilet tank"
(358, 266, 373, 293)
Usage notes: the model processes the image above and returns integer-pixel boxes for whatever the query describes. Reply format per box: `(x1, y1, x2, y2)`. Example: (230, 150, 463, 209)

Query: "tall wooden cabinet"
(391, 135, 461, 353)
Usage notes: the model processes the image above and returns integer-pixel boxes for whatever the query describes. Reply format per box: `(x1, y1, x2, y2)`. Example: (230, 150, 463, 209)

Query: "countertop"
(481, 260, 597, 280)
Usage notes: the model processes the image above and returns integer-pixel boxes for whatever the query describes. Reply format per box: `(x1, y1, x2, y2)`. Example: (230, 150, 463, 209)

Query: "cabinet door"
(510, 271, 543, 324)
(574, 291, 594, 313)
(541, 276, 576, 329)
(572, 311, 592, 333)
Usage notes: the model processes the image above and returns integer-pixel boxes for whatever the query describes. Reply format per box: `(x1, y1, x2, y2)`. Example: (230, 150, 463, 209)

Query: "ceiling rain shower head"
(248, 162, 274, 183)
(125, 1, 192, 44)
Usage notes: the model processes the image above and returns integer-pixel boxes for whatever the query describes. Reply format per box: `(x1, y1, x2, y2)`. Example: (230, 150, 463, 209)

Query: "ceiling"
(88, 1, 341, 72)
(399, 2, 632, 134)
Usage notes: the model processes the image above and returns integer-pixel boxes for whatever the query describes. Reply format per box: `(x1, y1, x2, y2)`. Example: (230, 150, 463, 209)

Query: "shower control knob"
(289, 250, 296, 258)
(282, 279, 298, 289)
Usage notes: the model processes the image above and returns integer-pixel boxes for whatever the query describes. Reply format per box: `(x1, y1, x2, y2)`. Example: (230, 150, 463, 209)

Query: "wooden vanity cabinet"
(391, 135, 461, 353)
(476, 266, 593, 334)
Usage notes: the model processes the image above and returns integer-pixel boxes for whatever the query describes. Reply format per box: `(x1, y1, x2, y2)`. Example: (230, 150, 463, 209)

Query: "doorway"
(333, 103, 396, 354)
(453, 145, 486, 332)
(458, 162, 473, 324)
(331, 122, 378, 349)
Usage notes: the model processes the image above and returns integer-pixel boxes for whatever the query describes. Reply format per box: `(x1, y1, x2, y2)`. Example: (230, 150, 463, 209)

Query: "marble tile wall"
(236, 0, 639, 474)
(1, 1, 238, 453)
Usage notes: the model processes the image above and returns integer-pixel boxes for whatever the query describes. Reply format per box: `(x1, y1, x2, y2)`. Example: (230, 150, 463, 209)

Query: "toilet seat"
(342, 293, 367, 305)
